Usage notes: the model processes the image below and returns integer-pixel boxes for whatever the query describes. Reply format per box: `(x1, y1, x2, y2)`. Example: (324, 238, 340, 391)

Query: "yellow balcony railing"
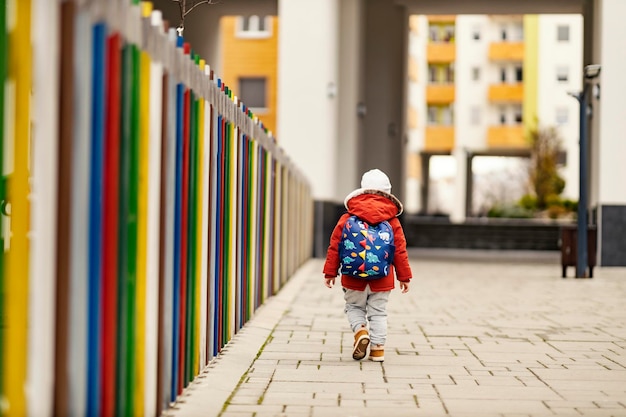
(407, 106, 418, 129)
(426, 85, 455, 104)
(487, 126, 527, 148)
(425, 126, 455, 151)
(427, 43, 456, 63)
(408, 56, 419, 82)
(427, 15, 456, 24)
(488, 42, 524, 61)
(488, 83, 524, 102)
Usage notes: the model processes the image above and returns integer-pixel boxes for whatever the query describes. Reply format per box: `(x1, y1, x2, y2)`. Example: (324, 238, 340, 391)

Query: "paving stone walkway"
(166, 250, 626, 417)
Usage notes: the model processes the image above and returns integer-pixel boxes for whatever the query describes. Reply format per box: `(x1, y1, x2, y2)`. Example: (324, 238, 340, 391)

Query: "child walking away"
(323, 169, 412, 362)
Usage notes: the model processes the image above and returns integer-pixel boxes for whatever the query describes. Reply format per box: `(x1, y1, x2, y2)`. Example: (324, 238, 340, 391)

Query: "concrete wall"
(590, 0, 626, 265)
(593, 0, 626, 206)
(455, 16, 489, 150)
(451, 16, 491, 221)
(335, 0, 364, 200)
(362, 0, 408, 203)
(537, 15, 583, 200)
(276, 0, 340, 201)
(405, 15, 427, 214)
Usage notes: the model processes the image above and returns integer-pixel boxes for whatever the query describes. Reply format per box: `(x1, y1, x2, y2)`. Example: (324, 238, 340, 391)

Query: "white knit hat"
(360, 169, 392, 194)
(344, 169, 403, 214)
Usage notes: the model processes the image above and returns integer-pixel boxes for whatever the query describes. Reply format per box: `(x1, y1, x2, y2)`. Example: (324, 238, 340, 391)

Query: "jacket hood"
(344, 190, 403, 223)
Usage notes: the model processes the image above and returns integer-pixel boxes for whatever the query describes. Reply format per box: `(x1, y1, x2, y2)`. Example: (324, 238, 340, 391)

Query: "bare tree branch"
(184, 0, 219, 18)
(168, 0, 185, 29)
(170, 0, 221, 34)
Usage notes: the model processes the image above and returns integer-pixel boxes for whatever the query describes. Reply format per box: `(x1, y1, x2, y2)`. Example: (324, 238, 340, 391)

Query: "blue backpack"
(339, 215, 395, 279)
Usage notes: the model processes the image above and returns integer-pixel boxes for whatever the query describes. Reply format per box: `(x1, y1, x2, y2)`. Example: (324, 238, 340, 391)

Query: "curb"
(164, 259, 318, 417)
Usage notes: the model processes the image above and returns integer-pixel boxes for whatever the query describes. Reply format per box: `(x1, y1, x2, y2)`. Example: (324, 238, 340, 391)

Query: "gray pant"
(343, 286, 390, 346)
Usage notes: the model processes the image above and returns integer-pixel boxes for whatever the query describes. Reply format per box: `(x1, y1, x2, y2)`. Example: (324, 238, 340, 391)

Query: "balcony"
(425, 126, 455, 151)
(407, 106, 418, 129)
(426, 85, 455, 104)
(488, 83, 524, 102)
(427, 15, 456, 24)
(427, 43, 456, 63)
(487, 126, 527, 148)
(488, 42, 524, 61)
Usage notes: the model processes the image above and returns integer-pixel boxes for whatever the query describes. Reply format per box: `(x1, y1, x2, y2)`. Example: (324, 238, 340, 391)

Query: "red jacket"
(323, 192, 412, 291)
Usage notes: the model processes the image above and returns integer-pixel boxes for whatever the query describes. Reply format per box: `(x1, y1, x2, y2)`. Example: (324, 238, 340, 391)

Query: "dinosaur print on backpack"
(339, 215, 395, 279)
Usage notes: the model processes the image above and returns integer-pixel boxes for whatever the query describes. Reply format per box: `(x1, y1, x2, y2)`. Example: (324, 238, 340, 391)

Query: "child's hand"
(324, 278, 335, 288)
(400, 281, 409, 293)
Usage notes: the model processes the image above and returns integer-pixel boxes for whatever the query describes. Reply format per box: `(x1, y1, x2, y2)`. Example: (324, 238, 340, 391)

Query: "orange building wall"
(220, 16, 278, 134)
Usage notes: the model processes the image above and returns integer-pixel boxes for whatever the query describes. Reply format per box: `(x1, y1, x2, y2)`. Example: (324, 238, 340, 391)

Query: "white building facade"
(406, 14, 583, 219)
(154, 0, 626, 265)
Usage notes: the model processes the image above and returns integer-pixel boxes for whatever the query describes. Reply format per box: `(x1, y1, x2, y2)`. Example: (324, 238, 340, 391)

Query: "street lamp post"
(569, 64, 601, 278)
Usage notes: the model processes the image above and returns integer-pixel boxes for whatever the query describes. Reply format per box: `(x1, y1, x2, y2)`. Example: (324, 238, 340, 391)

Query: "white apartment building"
(406, 14, 583, 219)
(157, 0, 625, 265)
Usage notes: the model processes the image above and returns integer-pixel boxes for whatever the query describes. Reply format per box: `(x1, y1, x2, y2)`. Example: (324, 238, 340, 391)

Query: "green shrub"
(487, 204, 534, 219)
(562, 199, 578, 212)
(518, 194, 538, 210)
(545, 194, 562, 208)
(547, 205, 568, 219)
(528, 126, 566, 209)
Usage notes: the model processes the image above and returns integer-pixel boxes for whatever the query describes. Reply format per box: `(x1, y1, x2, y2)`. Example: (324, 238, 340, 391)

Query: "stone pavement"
(165, 249, 626, 417)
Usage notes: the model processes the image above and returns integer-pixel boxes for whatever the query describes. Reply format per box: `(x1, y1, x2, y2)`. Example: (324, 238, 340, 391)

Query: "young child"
(323, 169, 412, 362)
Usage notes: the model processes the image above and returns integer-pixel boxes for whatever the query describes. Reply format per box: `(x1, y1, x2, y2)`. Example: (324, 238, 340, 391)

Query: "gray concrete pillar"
(277, 0, 340, 201)
(588, 0, 626, 266)
(361, 0, 408, 203)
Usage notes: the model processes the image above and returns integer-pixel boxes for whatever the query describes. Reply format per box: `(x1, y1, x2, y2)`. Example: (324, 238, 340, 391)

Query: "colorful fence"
(0, 1, 313, 416)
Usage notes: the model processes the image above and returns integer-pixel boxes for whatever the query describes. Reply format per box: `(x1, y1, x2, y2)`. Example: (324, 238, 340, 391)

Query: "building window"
(428, 65, 438, 83)
(427, 106, 438, 124)
(556, 107, 569, 124)
(499, 107, 507, 125)
(427, 105, 454, 125)
(500, 68, 507, 83)
(441, 106, 453, 125)
(472, 26, 481, 41)
(514, 107, 523, 124)
(501, 26, 507, 41)
(556, 66, 569, 82)
(472, 67, 480, 81)
(443, 25, 455, 42)
(557, 25, 570, 42)
(515, 66, 523, 82)
(428, 25, 439, 42)
(236, 15, 272, 38)
(245, 15, 262, 31)
(239, 77, 267, 109)
(428, 64, 454, 84)
(445, 64, 455, 83)
(512, 23, 524, 41)
(429, 23, 455, 43)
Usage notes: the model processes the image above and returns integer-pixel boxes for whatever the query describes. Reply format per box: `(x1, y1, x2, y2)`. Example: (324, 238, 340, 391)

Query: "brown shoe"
(368, 345, 384, 362)
(352, 328, 370, 360)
